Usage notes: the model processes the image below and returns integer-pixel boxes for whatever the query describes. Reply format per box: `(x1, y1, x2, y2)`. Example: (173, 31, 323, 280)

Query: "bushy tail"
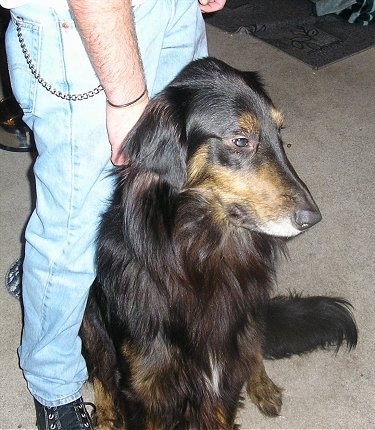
(264, 294, 358, 359)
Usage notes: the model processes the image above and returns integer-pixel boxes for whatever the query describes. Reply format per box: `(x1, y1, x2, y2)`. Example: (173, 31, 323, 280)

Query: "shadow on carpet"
(205, 0, 375, 69)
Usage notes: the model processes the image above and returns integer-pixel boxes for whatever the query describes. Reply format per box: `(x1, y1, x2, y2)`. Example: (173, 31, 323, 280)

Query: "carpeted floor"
(205, 0, 375, 68)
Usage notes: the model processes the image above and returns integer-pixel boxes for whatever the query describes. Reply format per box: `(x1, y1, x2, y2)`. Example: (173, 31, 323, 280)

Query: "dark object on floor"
(205, 0, 375, 69)
(5, 258, 22, 299)
(80, 57, 357, 429)
(0, 96, 35, 152)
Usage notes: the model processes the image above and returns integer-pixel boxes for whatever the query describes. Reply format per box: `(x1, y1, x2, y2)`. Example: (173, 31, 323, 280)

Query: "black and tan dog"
(81, 58, 357, 429)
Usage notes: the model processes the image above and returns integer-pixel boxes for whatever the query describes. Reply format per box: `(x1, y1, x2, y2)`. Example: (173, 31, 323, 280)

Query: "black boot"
(34, 397, 94, 430)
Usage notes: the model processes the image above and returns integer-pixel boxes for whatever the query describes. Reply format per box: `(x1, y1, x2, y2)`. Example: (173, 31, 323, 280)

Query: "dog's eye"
(232, 137, 249, 148)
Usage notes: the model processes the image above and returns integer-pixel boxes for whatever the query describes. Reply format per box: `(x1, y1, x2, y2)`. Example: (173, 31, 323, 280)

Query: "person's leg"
(5, 0, 207, 414)
(6, 5, 112, 406)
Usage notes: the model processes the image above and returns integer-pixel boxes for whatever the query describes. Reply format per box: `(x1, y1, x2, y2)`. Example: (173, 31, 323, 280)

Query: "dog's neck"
(172, 190, 284, 296)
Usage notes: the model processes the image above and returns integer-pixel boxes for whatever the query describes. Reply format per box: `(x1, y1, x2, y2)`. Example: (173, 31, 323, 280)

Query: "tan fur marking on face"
(238, 112, 260, 134)
(241, 162, 294, 221)
(246, 163, 291, 218)
(270, 106, 283, 128)
(186, 144, 211, 186)
(195, 162, 295, 225)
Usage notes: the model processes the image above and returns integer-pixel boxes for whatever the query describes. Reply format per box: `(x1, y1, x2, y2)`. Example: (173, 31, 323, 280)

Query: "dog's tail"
(263, 294, 358, 359)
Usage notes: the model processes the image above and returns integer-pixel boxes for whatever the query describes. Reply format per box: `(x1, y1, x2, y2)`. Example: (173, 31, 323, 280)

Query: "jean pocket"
(5, 12, 40, 114)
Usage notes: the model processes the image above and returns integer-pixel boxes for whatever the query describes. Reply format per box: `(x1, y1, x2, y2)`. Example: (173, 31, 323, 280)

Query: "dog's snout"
(293, 207, 322, 231)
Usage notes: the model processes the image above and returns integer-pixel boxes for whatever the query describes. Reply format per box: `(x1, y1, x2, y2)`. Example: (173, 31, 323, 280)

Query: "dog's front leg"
(91, 377, 124, 430)
(246, 356, 283, 417)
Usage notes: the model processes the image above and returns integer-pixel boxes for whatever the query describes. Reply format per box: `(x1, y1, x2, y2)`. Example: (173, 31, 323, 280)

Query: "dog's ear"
(113, 90, 189, 265)
(122, 91, 188, 190)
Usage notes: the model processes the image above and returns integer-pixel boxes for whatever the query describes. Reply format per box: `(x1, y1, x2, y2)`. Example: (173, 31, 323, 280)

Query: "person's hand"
(106, 97, 149, 166)
(199, 0, 227, 13)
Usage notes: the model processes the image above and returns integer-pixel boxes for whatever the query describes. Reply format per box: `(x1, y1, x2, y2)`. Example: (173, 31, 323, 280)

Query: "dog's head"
(121, 57, 321, 238)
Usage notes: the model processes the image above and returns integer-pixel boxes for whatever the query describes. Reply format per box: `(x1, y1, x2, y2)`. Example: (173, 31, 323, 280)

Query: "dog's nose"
(293, 208, 322, 230)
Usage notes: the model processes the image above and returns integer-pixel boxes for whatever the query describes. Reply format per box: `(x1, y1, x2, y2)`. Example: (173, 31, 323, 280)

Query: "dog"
(80, 57, 358, 429)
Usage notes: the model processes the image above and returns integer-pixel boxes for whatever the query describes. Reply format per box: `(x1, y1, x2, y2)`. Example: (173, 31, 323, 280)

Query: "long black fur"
(81, 57, 358, 430)
(264, 295, 357, 359)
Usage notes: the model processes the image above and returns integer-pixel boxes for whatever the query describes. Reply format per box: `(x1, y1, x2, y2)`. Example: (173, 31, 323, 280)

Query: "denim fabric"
(6, 0, 207, 407)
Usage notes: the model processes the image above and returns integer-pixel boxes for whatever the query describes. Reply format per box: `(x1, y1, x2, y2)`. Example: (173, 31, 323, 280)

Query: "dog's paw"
(246, 375, 283, 417)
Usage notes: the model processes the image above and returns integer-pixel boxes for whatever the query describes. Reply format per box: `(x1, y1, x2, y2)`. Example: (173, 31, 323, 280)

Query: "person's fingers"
(199, 0, 226, 13)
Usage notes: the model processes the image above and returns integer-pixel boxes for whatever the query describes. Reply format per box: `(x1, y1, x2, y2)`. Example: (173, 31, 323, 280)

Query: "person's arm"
(68, 0, 148, 165)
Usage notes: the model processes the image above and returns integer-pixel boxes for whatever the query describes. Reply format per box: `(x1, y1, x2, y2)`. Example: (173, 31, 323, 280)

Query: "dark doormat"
(205, 0, 375, 69)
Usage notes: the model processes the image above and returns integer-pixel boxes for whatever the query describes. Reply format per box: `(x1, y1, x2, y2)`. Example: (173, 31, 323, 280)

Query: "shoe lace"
(80, 402, 96, 428)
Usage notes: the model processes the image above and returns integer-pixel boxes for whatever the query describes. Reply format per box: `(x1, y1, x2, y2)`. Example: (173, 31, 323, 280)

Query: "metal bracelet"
(106, 87, 147, 108)
(16, 17, 104, 101)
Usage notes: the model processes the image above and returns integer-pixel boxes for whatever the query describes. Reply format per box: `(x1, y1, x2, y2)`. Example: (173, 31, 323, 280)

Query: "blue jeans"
(6, 0, 207, 407)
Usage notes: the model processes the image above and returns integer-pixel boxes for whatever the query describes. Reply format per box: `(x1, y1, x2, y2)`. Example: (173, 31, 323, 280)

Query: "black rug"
(205, 0, 375, 69)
